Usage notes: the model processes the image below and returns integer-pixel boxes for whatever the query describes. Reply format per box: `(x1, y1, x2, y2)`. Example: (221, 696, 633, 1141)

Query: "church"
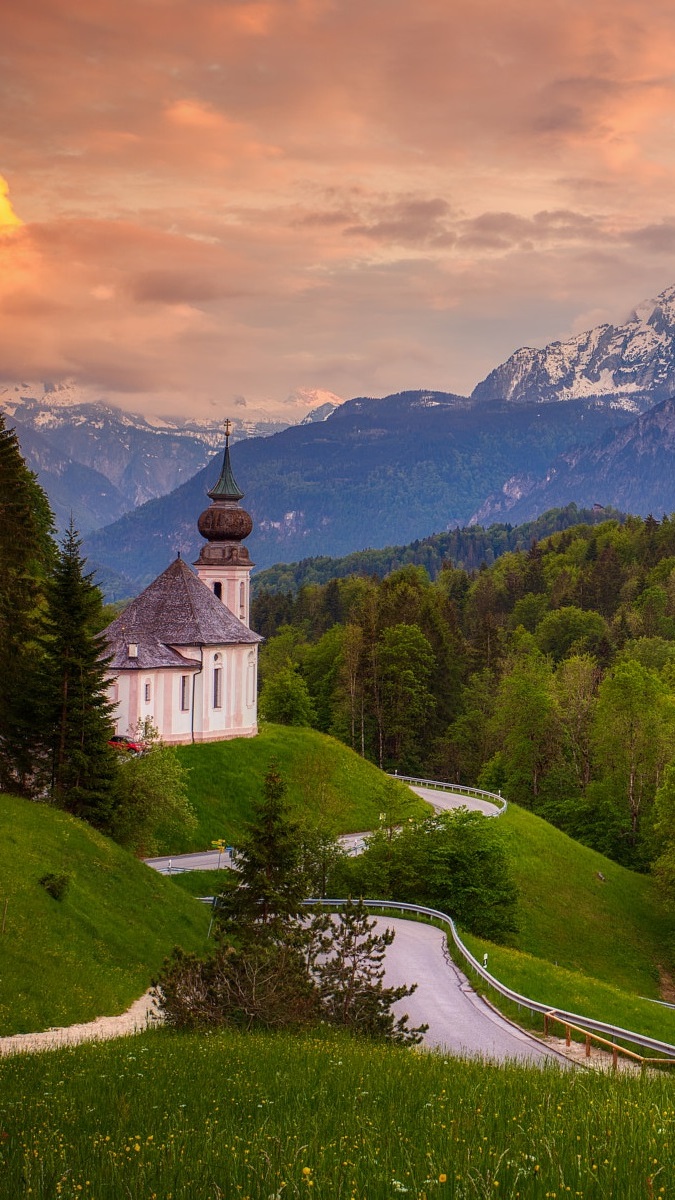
(103, 426, 262, 744)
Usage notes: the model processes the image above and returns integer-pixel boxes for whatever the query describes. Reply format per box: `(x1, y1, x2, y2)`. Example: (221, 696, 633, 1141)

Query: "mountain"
(83, 390, 633, 599)
(0, 381, 297, 532)
(472, 396, 675, 526)
(471, 285, 675, 412)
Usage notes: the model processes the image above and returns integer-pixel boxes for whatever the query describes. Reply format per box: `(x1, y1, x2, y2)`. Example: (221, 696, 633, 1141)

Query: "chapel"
(103, 425, 262, 744)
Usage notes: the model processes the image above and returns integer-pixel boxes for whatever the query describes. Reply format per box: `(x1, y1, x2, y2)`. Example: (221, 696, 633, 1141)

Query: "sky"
(3, 0, 675, 420)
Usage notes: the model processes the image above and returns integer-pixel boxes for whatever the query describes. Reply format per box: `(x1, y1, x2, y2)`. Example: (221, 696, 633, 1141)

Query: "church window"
(144, 680, 152, 703)
(239, 581, 246, 618)
(180, 675, 190, 711)
(213, 667, 223, 709)
(213, 582, 222, 600)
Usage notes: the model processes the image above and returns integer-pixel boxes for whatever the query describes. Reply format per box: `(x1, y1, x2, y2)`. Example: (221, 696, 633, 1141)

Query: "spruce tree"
(0, 414, 55, 795)
(218, 761, 308, 937)
(42, 520, 117, 828)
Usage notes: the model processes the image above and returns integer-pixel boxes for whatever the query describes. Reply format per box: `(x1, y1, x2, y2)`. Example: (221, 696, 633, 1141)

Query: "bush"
(39, 872, 71, 901)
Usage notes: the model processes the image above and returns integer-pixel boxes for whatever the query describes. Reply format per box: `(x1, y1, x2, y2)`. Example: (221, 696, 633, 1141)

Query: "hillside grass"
(3, 1026, 675, 1199)
(0, 794, 209, 1036)
(459, 931, 675, 1048)
(499, 803, 675, 998)
(169, 723, 425, 853)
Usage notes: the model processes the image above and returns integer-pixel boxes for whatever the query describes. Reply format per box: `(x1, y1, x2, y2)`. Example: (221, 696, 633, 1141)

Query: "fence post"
(565, 1024, 571, 1048)
(612, 1046, 618, 1070)
(585, 1035, 591, 1058)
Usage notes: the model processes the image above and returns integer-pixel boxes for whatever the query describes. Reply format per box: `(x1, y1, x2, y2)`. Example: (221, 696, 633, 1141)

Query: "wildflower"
(302, 1167, 312, 1176)
(439, 1176, 447, 1184)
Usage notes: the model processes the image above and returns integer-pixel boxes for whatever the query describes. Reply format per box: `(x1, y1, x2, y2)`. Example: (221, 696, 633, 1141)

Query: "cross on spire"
(224, 418, 232, 443)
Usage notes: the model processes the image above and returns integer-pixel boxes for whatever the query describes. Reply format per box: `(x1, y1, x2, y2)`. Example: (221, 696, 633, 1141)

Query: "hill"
(168, 724, 426, 853)
(0, 794, 209, 1035)
(83, 391, 630, 599)
(251, 503, 624, 596)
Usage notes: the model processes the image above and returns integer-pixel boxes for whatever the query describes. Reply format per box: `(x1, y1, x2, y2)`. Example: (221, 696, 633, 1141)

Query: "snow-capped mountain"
(0, 381, 332, 533)
(472, 285, 675, 412)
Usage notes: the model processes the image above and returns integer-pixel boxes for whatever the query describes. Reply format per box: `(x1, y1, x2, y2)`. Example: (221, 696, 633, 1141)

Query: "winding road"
(145, 782, 565, 1065)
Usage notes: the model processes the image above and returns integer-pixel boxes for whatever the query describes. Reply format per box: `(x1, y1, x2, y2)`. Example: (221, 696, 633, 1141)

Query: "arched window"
(239, 581, 246, 618)
(213, 581, 222, 600)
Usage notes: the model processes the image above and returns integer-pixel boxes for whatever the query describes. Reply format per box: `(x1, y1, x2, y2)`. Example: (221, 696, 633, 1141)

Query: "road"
(145, 787, 499, 875)
(409, 784, 502, 816)
(376, 916, 565, 1065)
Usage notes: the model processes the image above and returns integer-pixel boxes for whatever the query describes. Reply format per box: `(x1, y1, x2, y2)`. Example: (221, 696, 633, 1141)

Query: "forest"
(252, 511, 675, 882)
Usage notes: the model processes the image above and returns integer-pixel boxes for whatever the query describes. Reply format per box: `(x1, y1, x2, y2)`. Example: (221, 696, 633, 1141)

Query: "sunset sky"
(4, 0, 675, 419)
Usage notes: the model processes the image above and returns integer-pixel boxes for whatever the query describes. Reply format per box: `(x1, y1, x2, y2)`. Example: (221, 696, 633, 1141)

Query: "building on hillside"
(103, 424, 262, 744)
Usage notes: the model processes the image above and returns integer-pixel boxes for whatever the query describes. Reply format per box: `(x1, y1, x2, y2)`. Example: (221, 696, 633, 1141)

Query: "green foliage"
(333, 809, 519, 942)
(259, 666, 317, 726)
(0, 414, 55, 795)
(0, 793, 208, 1034)
(38, 872, 71, 901)
(42, 521, 117, 829)
(313, 899, 427, 1044)
(249, 510, 675, 871)
(218, 761, 308, 935)
(109, 723, 196, 855)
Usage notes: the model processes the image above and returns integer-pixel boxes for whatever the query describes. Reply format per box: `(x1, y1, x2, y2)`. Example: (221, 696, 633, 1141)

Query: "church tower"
(194, 421, 254, 626)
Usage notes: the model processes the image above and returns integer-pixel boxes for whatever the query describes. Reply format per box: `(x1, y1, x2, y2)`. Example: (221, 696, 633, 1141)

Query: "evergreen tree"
(218, 761, 308, 936)
(0, 414, 55, 795)
(42, 520, 117, 827)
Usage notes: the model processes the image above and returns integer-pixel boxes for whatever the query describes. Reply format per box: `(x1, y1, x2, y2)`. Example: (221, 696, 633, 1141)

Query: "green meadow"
(1, 1027, 674, 1200)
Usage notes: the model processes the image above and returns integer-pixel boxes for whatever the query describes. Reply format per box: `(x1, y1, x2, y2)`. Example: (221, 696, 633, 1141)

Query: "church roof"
(106, 631, 200, 672)
(104, 557, 262, 666)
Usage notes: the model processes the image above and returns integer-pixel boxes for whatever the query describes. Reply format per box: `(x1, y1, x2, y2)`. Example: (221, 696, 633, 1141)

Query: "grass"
(458, 931, 675, 1049)
(0, 794, 209, 1036)
(496, 803, 675, 999)
(169, 723, 426, 853)
(2, 1026, 675, 1199)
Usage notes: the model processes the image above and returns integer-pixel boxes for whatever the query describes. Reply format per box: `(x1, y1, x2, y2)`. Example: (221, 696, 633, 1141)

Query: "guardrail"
(390, 774, 507, 816)
(306, 898, 675, 1065)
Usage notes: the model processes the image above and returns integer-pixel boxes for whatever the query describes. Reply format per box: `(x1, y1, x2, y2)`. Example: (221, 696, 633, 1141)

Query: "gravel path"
(0, 992, 160, 1058)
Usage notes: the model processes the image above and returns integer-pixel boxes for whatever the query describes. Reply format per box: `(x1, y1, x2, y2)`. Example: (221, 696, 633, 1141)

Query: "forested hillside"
(252, 503, 623, 595)
(252, 512, 675, 878)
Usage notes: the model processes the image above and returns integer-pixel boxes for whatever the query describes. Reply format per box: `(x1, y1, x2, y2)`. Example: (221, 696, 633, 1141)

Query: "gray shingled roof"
(106, 631, 200, 672)
(104, 557, 262, 668)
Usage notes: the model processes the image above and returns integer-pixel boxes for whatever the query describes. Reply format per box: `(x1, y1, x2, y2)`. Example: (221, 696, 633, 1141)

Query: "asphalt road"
(410, 785, 502, 816)
(375, 917, 566, 1066)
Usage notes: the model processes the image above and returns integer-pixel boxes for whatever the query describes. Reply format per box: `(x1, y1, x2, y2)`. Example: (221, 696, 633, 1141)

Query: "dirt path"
(0, 992, 160, 1057)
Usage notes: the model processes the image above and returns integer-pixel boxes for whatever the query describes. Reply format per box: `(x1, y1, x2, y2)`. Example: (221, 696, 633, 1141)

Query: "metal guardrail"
(390, 774, 508, 816)
(307, 898, 675, 1061)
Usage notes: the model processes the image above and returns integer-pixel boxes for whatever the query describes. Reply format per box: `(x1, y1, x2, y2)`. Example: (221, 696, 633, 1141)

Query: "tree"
(591, 660, 675, 855)
(0, 414, 55, 795)
(313, 899, 427, 1044)
(377, 623, 435, 770)
(42, 520, 117, 828)
(109, 720, 196, 855)
(218, 761, 309, 936)
(259, 667, 317, 727)
(488, 652, 560, 806)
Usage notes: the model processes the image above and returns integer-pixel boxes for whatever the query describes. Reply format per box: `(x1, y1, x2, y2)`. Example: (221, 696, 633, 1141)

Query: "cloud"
(3, 1, 675, 410)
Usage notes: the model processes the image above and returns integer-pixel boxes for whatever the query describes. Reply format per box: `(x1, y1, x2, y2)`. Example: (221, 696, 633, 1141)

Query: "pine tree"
(0, 414, 55, 795)
(42, 520, 117, 827)
(218, 761, 309, 937)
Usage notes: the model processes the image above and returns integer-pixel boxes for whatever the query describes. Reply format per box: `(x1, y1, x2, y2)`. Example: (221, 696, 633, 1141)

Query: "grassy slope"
(168, 723, 425, 853)
(501, 803, 675, 997)
(0, 794, 209, 1036)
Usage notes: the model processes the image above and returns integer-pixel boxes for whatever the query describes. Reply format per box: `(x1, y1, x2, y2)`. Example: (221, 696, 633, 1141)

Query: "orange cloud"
(3, 0, 675, 409)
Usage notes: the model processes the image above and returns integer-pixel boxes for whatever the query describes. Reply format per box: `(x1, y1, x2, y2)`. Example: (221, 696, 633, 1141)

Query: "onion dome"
(195, 421, 254, 566)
